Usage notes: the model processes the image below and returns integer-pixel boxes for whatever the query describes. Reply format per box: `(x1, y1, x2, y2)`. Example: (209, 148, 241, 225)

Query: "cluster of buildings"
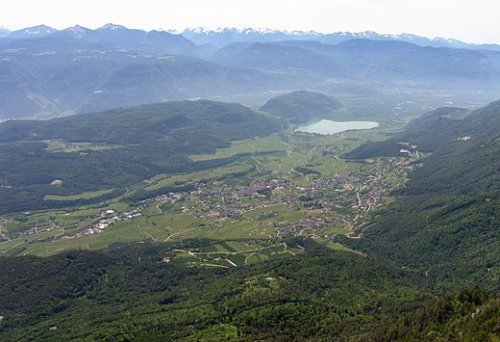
(138, 155, 417, 239)
(68, 208, 143, 239)
(1, 151, 419, 246)
(272, 217, 338, 238)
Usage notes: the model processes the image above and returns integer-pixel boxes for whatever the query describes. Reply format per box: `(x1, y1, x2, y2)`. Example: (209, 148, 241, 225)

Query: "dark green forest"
(0, 239, 497, 341)
(260, 90, 342, 124)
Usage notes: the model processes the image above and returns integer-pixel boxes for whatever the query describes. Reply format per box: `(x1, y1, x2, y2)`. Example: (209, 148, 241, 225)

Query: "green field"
(166, 239, 306, 268)
(43, 188, 116, 201)
(144, 161, 255, 191)
(189, 135, 288, 161)
(44, 139, 120, 153)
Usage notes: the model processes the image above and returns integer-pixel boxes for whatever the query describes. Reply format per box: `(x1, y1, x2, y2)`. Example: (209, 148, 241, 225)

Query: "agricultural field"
(44, 140, 120, 153)
(168, 240, 306, 268)
(43, 189, 116, 201)
(0, 125, 420, 258)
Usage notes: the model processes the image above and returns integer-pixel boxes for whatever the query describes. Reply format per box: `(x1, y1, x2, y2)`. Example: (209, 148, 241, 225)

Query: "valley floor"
(0, 126, 420, 260)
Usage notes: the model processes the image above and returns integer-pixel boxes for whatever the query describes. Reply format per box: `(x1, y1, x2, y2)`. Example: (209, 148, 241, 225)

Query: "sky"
(1, 0, 499, 44)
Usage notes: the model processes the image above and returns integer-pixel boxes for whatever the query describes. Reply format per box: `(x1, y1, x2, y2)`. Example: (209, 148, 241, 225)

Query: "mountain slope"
(0, 239, 431, 341)
(216, 39, 498, 80)
(341, 100, 500, 290)
(0, 61, 45, 117)
(7, 25, 56, 39)
(373, 288, 500, 341)
(213, 42, 342, 76)
(0, 28, 9, 38)
(333, 39, 496, 79)
(0, 45, 295, 119)
(78, 57, 293, 113)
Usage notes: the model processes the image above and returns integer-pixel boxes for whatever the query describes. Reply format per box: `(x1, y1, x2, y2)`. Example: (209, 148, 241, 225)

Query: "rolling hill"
(0, 100, 281, 213)
(260, 90, 342, 123)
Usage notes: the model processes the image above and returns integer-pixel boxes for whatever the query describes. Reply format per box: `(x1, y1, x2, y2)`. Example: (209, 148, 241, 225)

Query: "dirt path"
(163, 228, 195, 242)
(224, 259, 237, 267)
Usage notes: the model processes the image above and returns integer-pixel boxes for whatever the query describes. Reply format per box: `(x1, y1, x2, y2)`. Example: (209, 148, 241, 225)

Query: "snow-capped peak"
(183, 26, 321, 36)
(10, 25, 56, 37)
(0, 27, 9, 38)
(98, 23, 126, 31)
(63, 25, 91, 38)
(66, 25, 88, 33)
(25, 26, 55, 35)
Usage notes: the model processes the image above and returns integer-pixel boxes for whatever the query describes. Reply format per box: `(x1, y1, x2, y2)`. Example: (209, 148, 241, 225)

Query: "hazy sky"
(2, 0, 499, 44)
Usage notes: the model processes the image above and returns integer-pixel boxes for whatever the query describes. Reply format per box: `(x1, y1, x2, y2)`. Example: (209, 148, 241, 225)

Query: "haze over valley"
(1, 24, 500, 120)
(0, 5, 499, 341)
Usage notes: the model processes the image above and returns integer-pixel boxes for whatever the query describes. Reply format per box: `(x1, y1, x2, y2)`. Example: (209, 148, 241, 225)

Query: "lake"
(295, 120, 379, 135)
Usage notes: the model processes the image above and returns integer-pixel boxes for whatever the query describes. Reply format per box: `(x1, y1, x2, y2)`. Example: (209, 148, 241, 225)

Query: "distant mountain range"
(3, 24, 500, 51)
(181, 27, 500, 51)
(1, 24, 196, 54)
(1, 24, 500, 119)
(211, 39, 500, 84)
(0, 27, 10, 38)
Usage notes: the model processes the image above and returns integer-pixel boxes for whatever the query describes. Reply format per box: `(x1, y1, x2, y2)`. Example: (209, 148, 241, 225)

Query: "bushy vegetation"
(0, 239, 497, 341)
(373, 288, 500, 341)
(0, 239, 421, 341)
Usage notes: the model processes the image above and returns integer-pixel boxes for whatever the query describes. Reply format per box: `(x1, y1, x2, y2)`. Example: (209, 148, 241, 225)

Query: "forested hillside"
(0, 100, 281, 213)
(0, 239, 434, 341)
(341, 100, 500, 291)
(260, 90, 342, 124)
(0, 240, 498, 341)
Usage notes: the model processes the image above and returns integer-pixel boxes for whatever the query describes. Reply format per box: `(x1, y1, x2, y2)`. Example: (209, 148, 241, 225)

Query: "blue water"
(295, 120, 379, 135)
